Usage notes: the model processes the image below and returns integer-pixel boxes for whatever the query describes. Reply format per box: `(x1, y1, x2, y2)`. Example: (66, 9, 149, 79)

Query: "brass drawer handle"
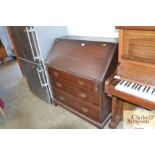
(94, 82, 99, 92)
(81, 43, 85, 46)
(56, 82, 62, 88)
(59, 96, 64, 101)
(78, 80, 85, 86)
(53, 72, 59, 77)
(80, 93, 87, 98)
(81, 107, 88, 113)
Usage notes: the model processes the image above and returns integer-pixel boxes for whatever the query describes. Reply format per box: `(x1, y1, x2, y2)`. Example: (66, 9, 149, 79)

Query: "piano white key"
(128, 82, 135, 89)
(151, 88, 155, 95)
(147, 88, 153, 95)
(147, 88, 155, 101)
(139, 86, 145, 93)
(122, 81, 128, 86)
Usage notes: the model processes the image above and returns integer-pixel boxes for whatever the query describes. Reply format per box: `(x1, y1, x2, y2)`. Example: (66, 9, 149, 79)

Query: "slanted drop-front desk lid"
(46, 36, 118, 81)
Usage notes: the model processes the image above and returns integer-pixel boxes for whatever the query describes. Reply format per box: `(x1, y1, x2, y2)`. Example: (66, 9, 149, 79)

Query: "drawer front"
(51, 78, 100, 106)
(52, 88, 100, 122)
(48, 67, 99, 93)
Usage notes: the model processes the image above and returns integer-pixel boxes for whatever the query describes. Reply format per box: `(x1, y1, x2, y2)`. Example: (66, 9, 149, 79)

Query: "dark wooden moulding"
(46, 36, 118, 128)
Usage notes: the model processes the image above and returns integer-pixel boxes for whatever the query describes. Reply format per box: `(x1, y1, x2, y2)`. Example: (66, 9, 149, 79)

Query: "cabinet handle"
(78, 80, 85, 86)
(26, 27, 36, 61)
(102, 43, 107, 47)
(59, 96, 64, 101)
(81, 107, 88, 113)
(37, 67, 48, 88)
(53, 72, 59, 77)
(26, 27, 41, 61)
(80, 93, 87, 98)
(94, 82, 99, 92)
(56, 82, 62, 88)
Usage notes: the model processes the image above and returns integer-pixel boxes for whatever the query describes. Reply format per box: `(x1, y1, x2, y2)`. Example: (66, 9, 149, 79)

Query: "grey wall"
(35, 26, 68, 61)
(0, 26, 13, 56)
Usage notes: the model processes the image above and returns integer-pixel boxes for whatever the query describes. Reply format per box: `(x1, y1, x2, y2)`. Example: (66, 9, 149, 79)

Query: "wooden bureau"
(0, 39, 7, 62)
(47, 36, 118, 128)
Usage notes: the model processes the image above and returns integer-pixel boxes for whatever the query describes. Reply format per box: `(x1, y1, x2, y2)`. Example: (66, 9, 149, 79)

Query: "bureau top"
(46, 36, 118, 81)
(60, 35, 118, 43)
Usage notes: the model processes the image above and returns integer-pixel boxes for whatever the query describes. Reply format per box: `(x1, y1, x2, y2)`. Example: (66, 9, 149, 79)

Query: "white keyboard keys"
(115, 80, 155, 103)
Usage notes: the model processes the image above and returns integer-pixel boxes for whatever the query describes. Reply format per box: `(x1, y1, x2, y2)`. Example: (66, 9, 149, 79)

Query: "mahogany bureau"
(46, 36, 118, 128)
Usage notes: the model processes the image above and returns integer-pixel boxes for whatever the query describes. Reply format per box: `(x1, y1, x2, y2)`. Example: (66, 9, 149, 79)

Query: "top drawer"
(48, 67, 99, 93)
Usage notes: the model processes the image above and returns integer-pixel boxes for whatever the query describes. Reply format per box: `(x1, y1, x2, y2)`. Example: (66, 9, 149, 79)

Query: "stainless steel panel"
(19, 58, 51, 103)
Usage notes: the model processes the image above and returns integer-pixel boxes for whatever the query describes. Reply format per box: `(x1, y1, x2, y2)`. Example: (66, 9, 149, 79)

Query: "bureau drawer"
(51, 78, 100, 106)
(52, 88, 100, 122)
(48, 67, 99, 93)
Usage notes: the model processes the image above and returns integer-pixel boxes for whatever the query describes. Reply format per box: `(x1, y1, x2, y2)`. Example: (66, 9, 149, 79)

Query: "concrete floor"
(0, 61, 122, 129)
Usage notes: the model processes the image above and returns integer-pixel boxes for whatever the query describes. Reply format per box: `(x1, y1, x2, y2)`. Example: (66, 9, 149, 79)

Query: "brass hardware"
(81, 107, 88, 113)
(94, 82, 99, 92)
(53, 72, 59, 77)
(56, 82, 62, 88)
(102, 43, 106, 47)
(32, 66, 35, 69)
(80, 93, 87, 98)
(59, 96, 64, 101)
(81, 43, 85, 46)
(78, 80, 85, 86)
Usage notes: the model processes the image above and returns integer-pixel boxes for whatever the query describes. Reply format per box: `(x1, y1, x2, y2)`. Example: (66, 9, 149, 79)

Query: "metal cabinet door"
(9, 26, 40, 63)
(19, 58, 51, 103)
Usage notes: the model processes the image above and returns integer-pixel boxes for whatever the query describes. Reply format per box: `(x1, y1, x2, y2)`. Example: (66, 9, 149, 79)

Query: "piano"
(105, 26, 155, 128)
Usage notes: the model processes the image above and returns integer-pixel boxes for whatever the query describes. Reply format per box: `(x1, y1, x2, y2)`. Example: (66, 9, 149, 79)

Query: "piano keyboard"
(115, 80, 155, 103)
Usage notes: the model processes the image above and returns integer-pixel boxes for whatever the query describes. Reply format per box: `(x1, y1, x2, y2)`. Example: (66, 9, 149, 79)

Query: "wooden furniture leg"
(109, 97, 122, 129)
(118, 100, 123, 121)
(53, 100, 58, 106)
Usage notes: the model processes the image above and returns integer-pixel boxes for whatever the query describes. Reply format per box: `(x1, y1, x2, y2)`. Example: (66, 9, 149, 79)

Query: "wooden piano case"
(105, 26, 155, 128)
(47, 36, 118, 128)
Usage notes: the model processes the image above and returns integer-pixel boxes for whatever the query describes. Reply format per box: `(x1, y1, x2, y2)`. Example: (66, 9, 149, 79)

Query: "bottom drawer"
(52, 88, 100, 122)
